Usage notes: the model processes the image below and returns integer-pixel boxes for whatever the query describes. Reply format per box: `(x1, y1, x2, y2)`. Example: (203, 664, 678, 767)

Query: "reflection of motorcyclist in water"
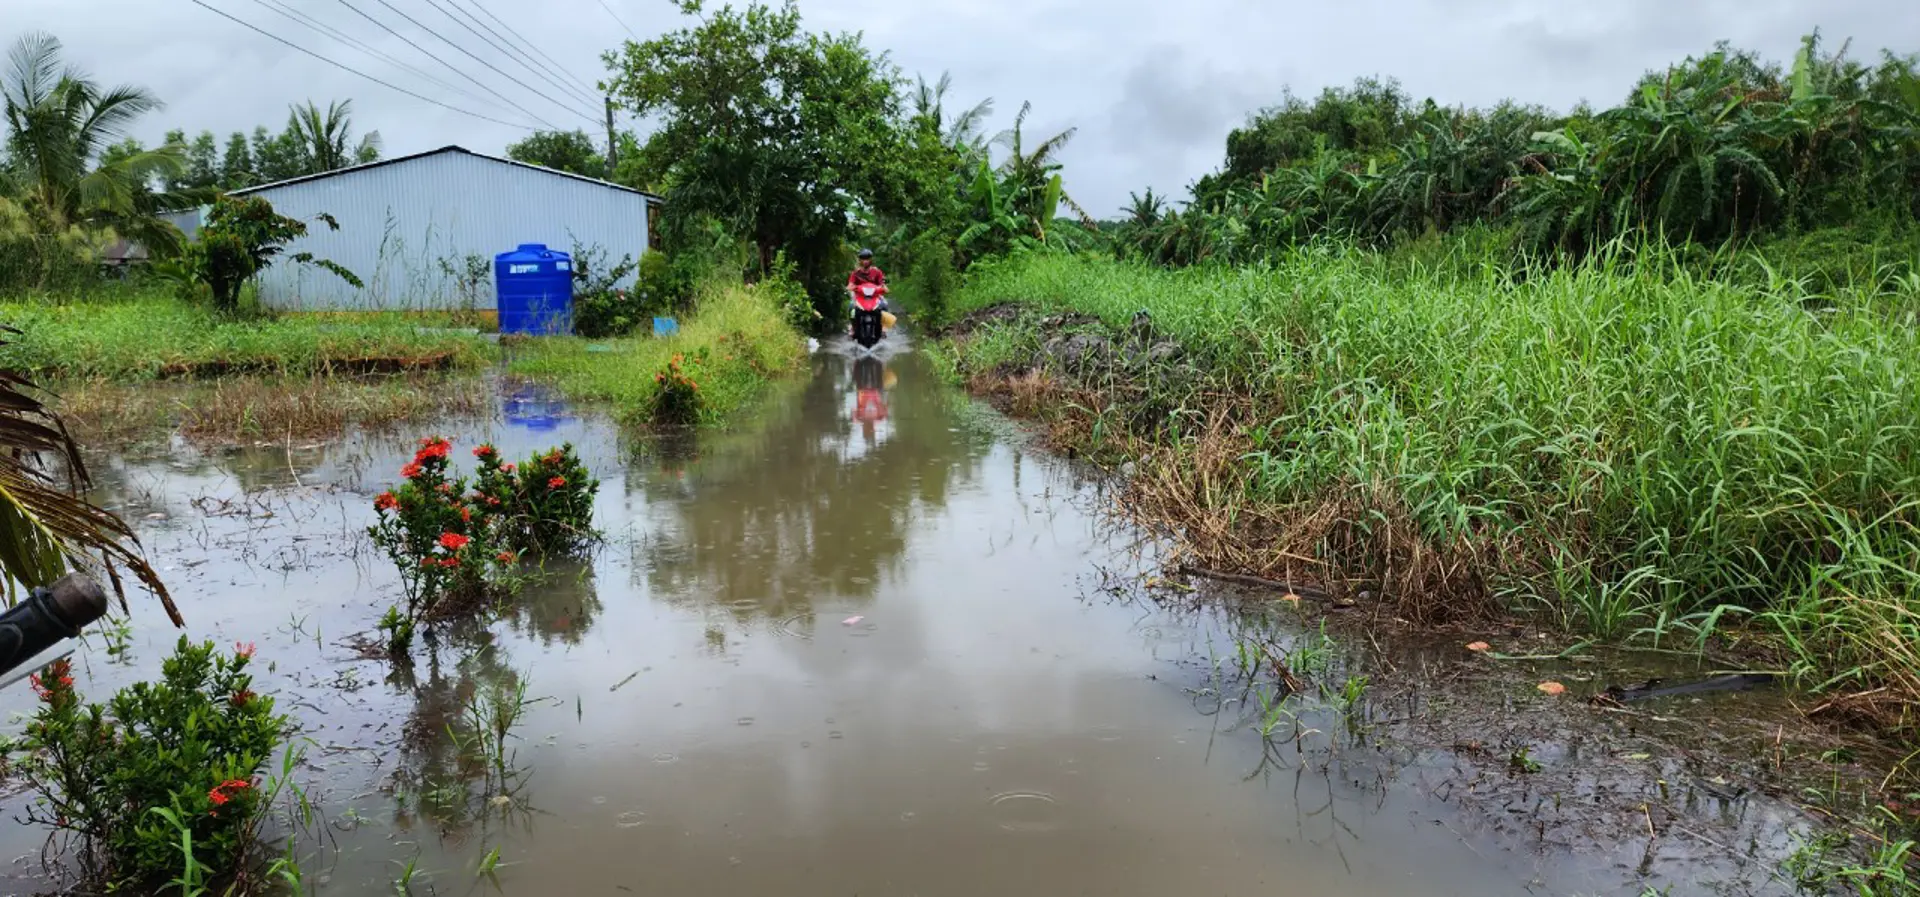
(852, 356, 888, 441)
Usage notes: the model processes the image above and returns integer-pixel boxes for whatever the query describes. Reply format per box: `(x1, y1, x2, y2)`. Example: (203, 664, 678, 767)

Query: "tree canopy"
(505, 129, 606, 178)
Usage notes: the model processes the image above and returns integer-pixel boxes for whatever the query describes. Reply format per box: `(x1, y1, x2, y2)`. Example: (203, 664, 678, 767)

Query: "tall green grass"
(954, 248, 1920, 710)
(0, 288, 494, 379)
(509, 280, 806, 426)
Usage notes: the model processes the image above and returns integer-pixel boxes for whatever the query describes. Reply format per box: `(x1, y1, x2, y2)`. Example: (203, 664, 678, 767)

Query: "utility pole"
(604, 96, 619, 179)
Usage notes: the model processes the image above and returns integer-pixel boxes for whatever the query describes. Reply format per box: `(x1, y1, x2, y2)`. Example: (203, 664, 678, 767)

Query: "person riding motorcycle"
(847, 248, 886, 337)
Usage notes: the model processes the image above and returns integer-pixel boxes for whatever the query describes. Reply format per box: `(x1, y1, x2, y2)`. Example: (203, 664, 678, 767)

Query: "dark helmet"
(857, 248, 874, 260)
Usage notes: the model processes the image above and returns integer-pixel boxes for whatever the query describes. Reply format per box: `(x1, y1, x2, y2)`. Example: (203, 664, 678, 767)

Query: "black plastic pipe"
(0, 574, 108, 680)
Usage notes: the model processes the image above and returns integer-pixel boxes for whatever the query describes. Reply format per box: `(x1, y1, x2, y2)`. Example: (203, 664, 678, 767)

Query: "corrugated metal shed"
(209, 146, 659, 311)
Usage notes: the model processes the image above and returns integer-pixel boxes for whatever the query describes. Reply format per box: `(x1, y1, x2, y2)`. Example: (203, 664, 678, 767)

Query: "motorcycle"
(850, 283, 888, 352)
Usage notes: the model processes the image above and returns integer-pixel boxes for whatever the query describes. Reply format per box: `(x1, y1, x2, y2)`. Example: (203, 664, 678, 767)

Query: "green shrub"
(571, 249, 701, 338)
(906, 230, 958, 330)
(5, 641, 287, 891)
(172, 195, 361, 314)
(471, 441, 601, 555)
(0, 198, 111, 296)
(369, 437, 599, 632)
(650, 349, 706, 425)
(763, 251, 817, 332)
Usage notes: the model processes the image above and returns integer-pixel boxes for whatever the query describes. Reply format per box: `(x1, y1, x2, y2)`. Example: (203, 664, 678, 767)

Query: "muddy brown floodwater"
(0, 343, 1828, 896)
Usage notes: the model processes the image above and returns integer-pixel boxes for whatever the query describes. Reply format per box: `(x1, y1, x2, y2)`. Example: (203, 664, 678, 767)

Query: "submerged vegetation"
(509, 278, 807, 427)
(950, 248, 1920, 713)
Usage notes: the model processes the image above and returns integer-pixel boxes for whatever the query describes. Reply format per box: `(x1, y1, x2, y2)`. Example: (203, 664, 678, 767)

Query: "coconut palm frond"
(0, 331, 176, 624)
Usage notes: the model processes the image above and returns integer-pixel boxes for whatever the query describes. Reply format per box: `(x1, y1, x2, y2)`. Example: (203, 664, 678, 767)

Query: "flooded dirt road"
(0, 345, 1823, 896)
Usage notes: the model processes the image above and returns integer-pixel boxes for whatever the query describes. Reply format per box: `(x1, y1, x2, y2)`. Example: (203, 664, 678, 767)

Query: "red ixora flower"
(234, 642, 256, 660)
(230, 689, 255, 708)
(547, 476, 567, 489)
(474, 444, 497, 458)
(459, 506, 472, 523)
(439, 532, 471, 551)
(374, 492, 398, 511)
(400, 462, 423, 479)
(501, 463, 516, 474)
(496, 551, 516, 564)
(416, 438, 452, 461)
(208, 779, 252, 809)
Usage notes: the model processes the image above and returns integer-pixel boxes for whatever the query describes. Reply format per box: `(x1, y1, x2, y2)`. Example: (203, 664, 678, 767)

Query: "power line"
(249, 0, 504, 113)
(364, 0, 599, 125)
(190, 0, 540, 131)
(460, 0, 602, 97)
(332, 0, 569, 131)
(428, 0, 599, 109)
(595, 0, 640, 41)
(421, 0, 599, 108)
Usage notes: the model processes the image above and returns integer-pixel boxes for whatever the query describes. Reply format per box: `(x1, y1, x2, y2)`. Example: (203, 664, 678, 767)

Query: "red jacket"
(848, 266, 886, 289)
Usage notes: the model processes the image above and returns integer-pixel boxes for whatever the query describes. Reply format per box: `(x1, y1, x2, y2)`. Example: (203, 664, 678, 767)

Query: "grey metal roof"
(230, 145, 664, 202)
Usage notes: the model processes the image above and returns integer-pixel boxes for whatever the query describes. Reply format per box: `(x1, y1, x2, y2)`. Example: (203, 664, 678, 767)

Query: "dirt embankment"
(946, 304, 1493, 628)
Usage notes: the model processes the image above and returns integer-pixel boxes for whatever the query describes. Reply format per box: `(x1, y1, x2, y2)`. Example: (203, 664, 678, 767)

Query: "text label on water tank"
(508, 264, 540, 274)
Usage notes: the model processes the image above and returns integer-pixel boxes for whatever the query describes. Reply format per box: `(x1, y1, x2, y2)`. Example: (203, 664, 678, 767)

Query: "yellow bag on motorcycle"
(881, 311, 897, 330)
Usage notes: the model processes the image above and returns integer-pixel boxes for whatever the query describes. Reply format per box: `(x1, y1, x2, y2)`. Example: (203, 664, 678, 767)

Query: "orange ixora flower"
(374, 492, 399, 511)
(415, 438, 451, 461)
(473, 444, 497, 458)
(548, 476, 567, 489)
(208, 779, 252, 809)
(438, 532, 471, 551)
(400, 462, 423, 479)
(496, 551, 516, 564)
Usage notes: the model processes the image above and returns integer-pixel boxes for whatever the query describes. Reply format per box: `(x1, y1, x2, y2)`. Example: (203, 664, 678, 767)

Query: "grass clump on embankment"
(947, 249, 1920, 729)
(509, 280, 807, 427)
(0, 288, 494, 380)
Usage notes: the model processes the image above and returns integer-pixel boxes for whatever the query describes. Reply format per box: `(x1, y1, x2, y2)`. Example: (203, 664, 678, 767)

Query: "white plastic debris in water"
(806, 337, 821, 353)
(842, 615, 864, 626)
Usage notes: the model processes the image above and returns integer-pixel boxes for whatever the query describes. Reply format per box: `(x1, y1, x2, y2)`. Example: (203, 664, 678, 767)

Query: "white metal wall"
(238, 151, 649, 311)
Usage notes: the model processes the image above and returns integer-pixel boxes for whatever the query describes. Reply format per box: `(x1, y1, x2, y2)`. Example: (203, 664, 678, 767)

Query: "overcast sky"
(12, 0, 1919, 215)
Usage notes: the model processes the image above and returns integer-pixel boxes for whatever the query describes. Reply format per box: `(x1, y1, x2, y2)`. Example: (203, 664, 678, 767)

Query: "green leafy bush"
(906, 230, 958, 329)
(165, 195, 361, 314)
(5, 641, 286, 891)
(650, 350, 706, 425)
(471, 442, 600, 555)
(571, 248, 702, 338)
(369, 437, 599, 636)
(764, 251, 817, 332)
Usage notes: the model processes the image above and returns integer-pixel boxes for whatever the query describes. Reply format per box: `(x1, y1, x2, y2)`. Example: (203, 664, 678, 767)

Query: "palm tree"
(2, 32, 191, 255)
(0, 328, 176, 623)
(285, 99, 381, 175)
(992, 101, 1096, 232)
(912, 72, 994, 155)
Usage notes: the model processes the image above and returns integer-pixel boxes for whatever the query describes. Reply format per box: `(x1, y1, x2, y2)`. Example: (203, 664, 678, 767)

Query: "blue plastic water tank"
(494, 244, 573, 335)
